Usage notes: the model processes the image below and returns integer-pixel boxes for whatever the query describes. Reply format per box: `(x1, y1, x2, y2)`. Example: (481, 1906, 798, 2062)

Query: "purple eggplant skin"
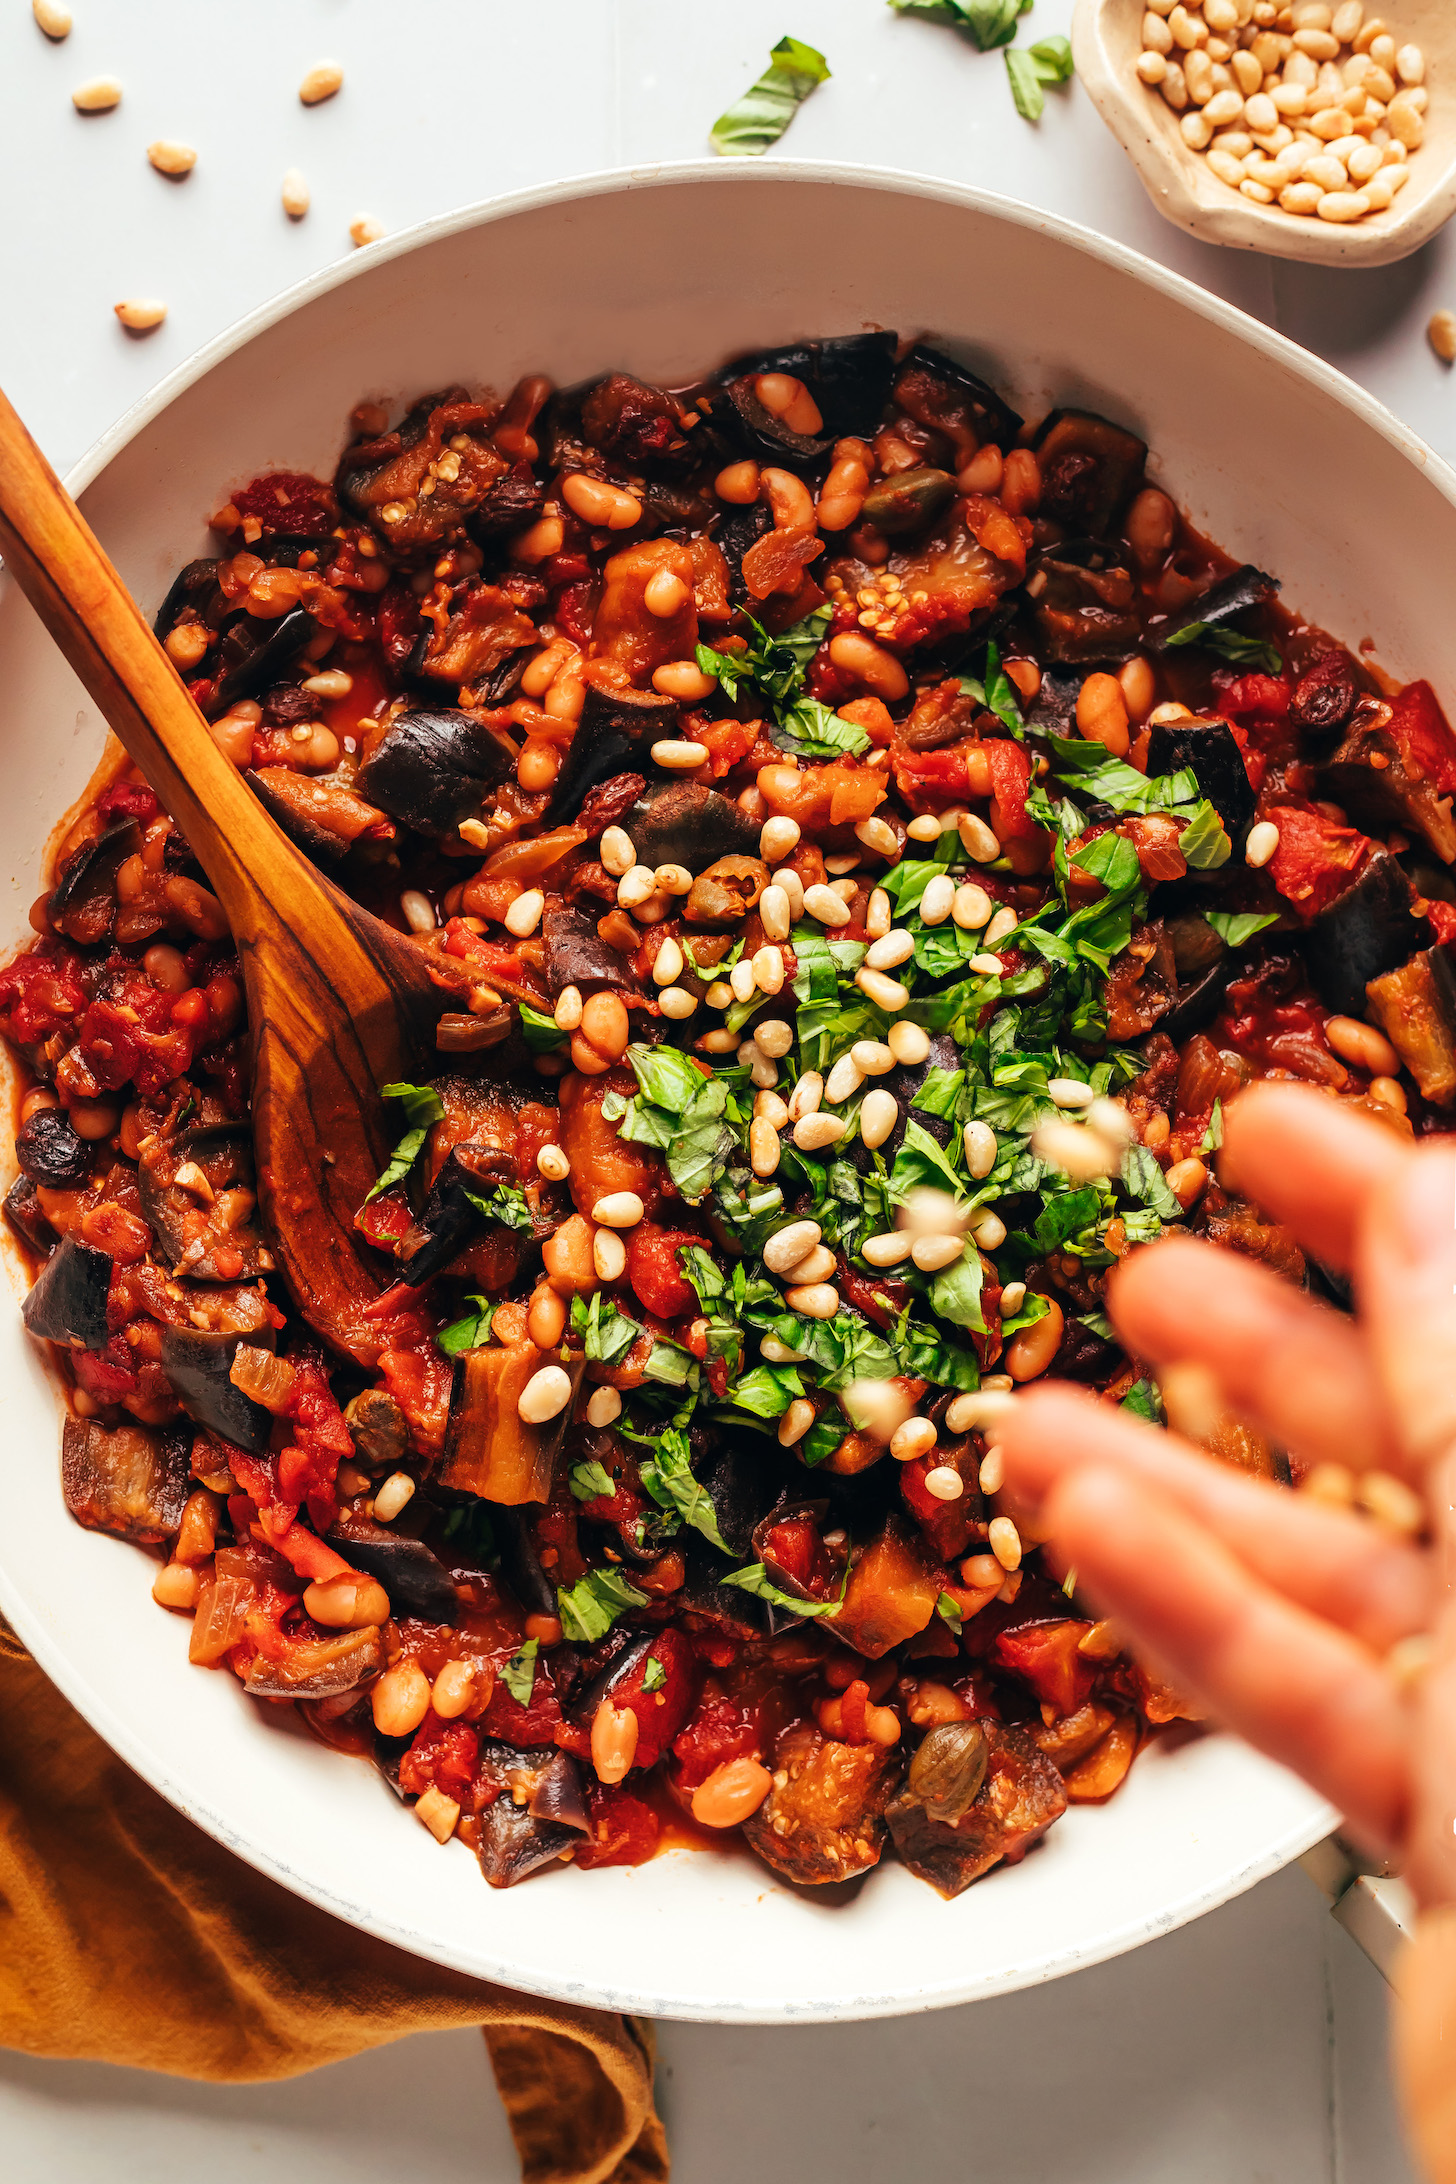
(49, 816, 142, 947)
(61, 1415, 191, 1544)
(16, 1107, 92, 1188)
(544, 684, 681, 827)
(23, 1234, 112, 1351)
(494, 1506, 558, 1618)
(697, 1434, 782, 1560)
(1157, 954, 1239, 1045)
(330, 1511, 458, 1623)
(5, 1175, 57, 1257)
(568, 1631, 657, 1728)
(152, 557, 223, 643)
(719, 377, 831, 469)
(715, 500, 773, 609)
(207, 606, 314, 721)
(1031, 409, 1148, 536)
(1147, 717, 1257, 837)
(626, 781, 762, 876)
(752, 1498, 836, 1603)
(1027, 663, 1085, 739)
(158, 1323, 273, 1456)
(356, 709, 517, 836)
(677, 1542, 778, 1641)
(400, 1139, 524, 1287)
(900, 343, 1024, 452)
(1302, 851, 1429, 1015)
(726, 333, 899, 443)
(476, 1744, 590, 1886)
(541, 904, 629, 998)
(1149, 564, 1280, 652)
(245, 769, 349, 869)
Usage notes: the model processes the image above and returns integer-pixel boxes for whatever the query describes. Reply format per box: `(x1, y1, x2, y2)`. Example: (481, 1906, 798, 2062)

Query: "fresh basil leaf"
(518, 1001, 567, 1053)
(669, 1075, 736, 1204)
(929, 1247, 986, 1335)
(1164, 622, 1282, 674)
(721, 1562, 838, 1616)
(889, 1117, 967, 1205)
(365, 1081, 444, 1203)
(728, 1363, 804, 1418)
(1121, 1376, 1164, 1424)
(557, 1567, 649, 1645)
(791, 928, 867, 1005)
(500, 1638, 539, 1707)
(710, 35, 830, 157)
(936, 1590, 964, 1635)
(1200, 1097, 1225, 1155)
(1045, 733, 1199, 818)
(436, 1294, 494, 1356)
(642, 1655, 667, 1694)
(1005, 37, 1074, 119)
(798, 1416, 848, 1468)
(771, 698, 871, 761)
(627, 1044, 710, 1115)
(569, 1460, 616, 1504)
(640, 1428, 729, 1552)
(1120, 1143, 1183, 1220)
(679, 1244, 727, 1314)
(1033, 1184, 1102, 1252)
(1178, 800, 1234, 871)
(911, 1066, 966, 1120)
(570, 1292, 643, 1368)
(999, 1291, 1051, 1337)
(879, 847, 956, 917)
(644, 1338, 697, 1388)
(1205, 910, 1279, 947)
(463, 1181, 535, 1233)
(900, 1318, 983, 1391)
(960, 640, 1025, 738)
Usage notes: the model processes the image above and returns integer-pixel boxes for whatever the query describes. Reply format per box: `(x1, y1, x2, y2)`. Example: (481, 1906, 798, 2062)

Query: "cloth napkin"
(0, 1619, 667, 2184)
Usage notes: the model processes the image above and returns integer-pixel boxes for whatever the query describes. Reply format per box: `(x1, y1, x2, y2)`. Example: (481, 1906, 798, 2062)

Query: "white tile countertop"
(0, 2, 1443, 2179)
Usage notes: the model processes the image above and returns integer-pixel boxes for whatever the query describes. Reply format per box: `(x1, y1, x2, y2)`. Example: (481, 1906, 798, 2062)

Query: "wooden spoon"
(0, 384, 444, 1364)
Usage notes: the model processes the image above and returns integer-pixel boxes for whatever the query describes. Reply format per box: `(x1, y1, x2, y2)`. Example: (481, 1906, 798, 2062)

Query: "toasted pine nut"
(537, 1143, 571, 1183)
(650, 736, 710, 767)
(946, 1389, 1016, 1433)
(866, 887, 892, 939)
(924, 1466, 965, 1502)
(960, 815, 1001, 862)
(859, 1088, 899, 1149)
(518, 1365, 573, 1423)
(73, 74, 122, 110)
(921, 874, 955, 927)
(504, 888, 545, 937)
(760, 814, 801, 862)
(282, 167, 311, 218)
(586, 1385, 623, 1428)
(350, 215, 385, 247)
(890, 1416, 937, 1463)
(804, 882, 852, 928)
(911, 1234, 965, 1272)
(114, 298, 167, 331)
(952, 884, 992, 930)
(856, 967, 910, 1012)
(593, 1227, 627, 1281)
(750, 1116, 783, 1176)
(593, 1191, 645, 1229)
(988, 1516, 1023, 1571)
(300, 61, 345, 104)
(778, 1398, 816, 1447)
(373, 1471, 416, 1522)
(147, 139, 196, 175)
(825, 1054, 863, 1105)
(764, 1220, 822, 1274)
(599, 825, 635, 876)
(856, 816, 900, 859)
(33, 0, 71, 35)
(793, 1114, 847, 1153)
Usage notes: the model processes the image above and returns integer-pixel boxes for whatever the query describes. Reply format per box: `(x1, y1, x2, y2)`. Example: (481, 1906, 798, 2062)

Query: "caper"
(860, 466, 957, 538)
(684, 855, 769, 928)
(907, 1720, 988, 1825)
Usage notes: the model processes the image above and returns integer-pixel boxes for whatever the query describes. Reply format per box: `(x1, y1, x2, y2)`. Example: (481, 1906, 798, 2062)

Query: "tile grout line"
(1323, 1919, 1344, 2184)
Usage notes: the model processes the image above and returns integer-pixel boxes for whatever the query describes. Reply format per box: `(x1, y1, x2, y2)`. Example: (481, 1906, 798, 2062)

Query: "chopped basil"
(1120, 1143, 1184, 1220)
(437, 1294, 494, 1355)
(1005, 35, 1075, 120)
(571, 1292, 644, 1368)
(1206, 910, 1280, 947)
(936, 1591, 964, 1635)
(500, 1638, 539, 1708)
(929, 1247, 986, 1334)
(642, 1655, 667, 1694)
(727, 1363, 804, 1418)
(518, 1001, 567, 1053)
(960, 640, 1026, 738)
(710, 38, 831, 157)
(365, 1081, 444, 1203)
(463, 1181, 535, 1232)
(889, 1117, 968, 1206)
(721, 1562, 838, 1616)
(611, 1047, 738, 1204)
(1178, 801, 1234, 871)
(569, 1460, 616, 1504)
(888, 0, 1030, 48)
(1121, 1377, 1164, 1424)
(1044, 733, 1200, 818)
(770, 697, 871, 762)
(644, 1338, 698, 1388)
(639, 1427, 729, 1552)
(1164, 622, 1282, 674)
(1200, 1098, 1225, 1155)
(557, 1567, 650, 1645)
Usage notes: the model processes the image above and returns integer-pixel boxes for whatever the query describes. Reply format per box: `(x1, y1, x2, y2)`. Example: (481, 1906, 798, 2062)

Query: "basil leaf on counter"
(710, 35, 830, 156)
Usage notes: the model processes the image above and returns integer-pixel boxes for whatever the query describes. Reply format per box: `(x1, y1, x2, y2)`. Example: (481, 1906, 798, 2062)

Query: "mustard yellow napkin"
(0, 1621, 666, 2184)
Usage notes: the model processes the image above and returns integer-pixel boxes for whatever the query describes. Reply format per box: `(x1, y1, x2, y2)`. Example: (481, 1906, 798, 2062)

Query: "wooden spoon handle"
(0, 380, 289, 938)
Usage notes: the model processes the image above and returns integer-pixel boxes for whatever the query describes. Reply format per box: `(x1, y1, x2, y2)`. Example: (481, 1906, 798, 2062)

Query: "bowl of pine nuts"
(1073, 0, 1456, 264)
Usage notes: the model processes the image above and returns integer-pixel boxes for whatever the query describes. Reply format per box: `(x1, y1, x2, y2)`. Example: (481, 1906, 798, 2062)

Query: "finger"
(1405, 1450, 1456, 1910)
(1044, 1463, 1413, 1854)
(1219, 1082, 1406, 1274)
(1357, 1138, 1456, 1478)
(1108, 1234, 1396, 1475)
(999, 1384, 1432, 1652)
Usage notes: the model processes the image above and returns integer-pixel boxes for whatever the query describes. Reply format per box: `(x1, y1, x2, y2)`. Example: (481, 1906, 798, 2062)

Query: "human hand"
(999, 1082, 1456, 1912)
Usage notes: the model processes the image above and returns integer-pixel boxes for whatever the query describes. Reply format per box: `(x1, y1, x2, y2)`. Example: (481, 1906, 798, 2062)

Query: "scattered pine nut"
(33, 0, 72, 39)
(1429, 310, 1456, 363)
(281, 167, 311, 219)
(147, 140, 197, 176)
(114, 298, 167, 332)
(72, 75, 122, 112)
(350, 214, 385, 247)
(300, 60, 344, 106)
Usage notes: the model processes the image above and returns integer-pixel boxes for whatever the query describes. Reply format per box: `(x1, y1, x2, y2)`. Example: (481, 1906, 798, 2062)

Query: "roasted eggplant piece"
(1156, 953, 1239, 1043)
(676, 1542, 777, 1641)
(579, 372, 695, 468)
(1149, 564, 1280, 653)
(415, 582, 538, 688)
(4, 1175, 57, 1256)
(1026, 662, 1085, 738)
(153, 556, 223, 643)
(207, 606, 314, 721)
(715, 501, 773, 609)
(1146, 716, 1257, 836)
(344, 1387, 412, 1472)
(860, 467, 957, 539)
(467, 463, 547, 543)
(476, 1745, 591, 1886)
(832, 1516, 942, 1658)
(336, 389, 509, 558)
(399, 1136, 533, 1287)
(246, 768, 387, 869)
(728, 333, 898, 441)
(885, 1722, 1068, 1897)
(718, 376, 830, 468)
(1366, 943, 1456, 1106)
(544, 684, 681, 828)
(438, 1341, 585, 1504)
(895, 343, 1024, 455)
(1301, 851, 1428, 1015)
(244, 1627, 386, 1700)
(23, 1234, 112, 1351)
(1320, 697, 1456, 865)
(15, 1106, 92, 1188)
(625, 781, 761, 874)
(742, 1719, 903, 1885)
(61, 1415, 190, 1543)
(49, 816, 142, 946)
(566, 1632, 656, 1726)
(1030, 540, 1141, 664)
(330, 1511, 458, 1622)
(541, 903, 632, 997)
(356, 709, 518, 836)
(138, 1122, 271, 1281)
(1031, 409, 1147, 536)
(697, 1435, 781, 1560)
(492, 1505, 558, 1616)
(158, 1324, 272, 1454)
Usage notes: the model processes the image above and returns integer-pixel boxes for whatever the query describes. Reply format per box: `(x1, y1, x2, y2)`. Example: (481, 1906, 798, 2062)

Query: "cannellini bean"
(33, 0, 71, 34)
(372, 1662, 431, 1738)
(1428, 311, 1456, 363)
(592, 1699, 639, 1785)
(74, 74, 123, 110)
(147, 138, 197, 175)
(563, 472, 642, 529)
(691, 1757, 774, 1828)
(1326, 1013, 1402, 1070)
(828, 632, 910, 701)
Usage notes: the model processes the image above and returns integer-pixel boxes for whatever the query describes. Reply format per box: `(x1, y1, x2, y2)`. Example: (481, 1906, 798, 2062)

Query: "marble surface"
(0, 2, 1442, 2178)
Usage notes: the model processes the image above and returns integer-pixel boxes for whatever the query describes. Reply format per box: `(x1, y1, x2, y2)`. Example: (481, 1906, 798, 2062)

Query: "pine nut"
(658, 986, 699, 1021)
(804, 883, 852, 927)
(537, 1144, 571, 1183)
(653, 863, 693, 895)
(1357, 1469, 1425, 1539)
(1246, 819, 1281, 866)
(650, 737, 710, 768)
(952, 884, 993, 930)
(73, 75, 123, 110)
(300, 60, 344, 104)
(730, 957, 756, 1003)
(282, 167, 311, 218)
(946, 1389, 1017, 1433)
(591, 1699, 639, 1785)
(788, 1072, 823, 1121)
(599, 826, 635, 877)
(593, 1227, 627, 1281)
(793, 1113, 847, 1152)
(618, 864, 657, 908)
(33, 0, 71, 35)
(114, 298, 166, 331)
(750, 1117, 782, 1176)
(969, 1208, 1006, 1249)
(772, 866, 805, 919)
(825, 1055, 863, 1105)
(907, 814, 945, 842)
(755, 1018, 794, 1059)
(888, 1021, 931, 1065)
(753, 944, 786, 996)
(963, 1120, 998, 1178)
(759, 883, 792, 941)
(397, 888, 436, 935)
(1318, 189, 1370, 220)
(983, 908, 1019, 949)
(1138, 49, 1169, 83)
(760, 815, 800, 862)
(851, 1040, 896, 1075)
(764, 1220, 822, 1275)
(586, 1385, 623, 1428)
(1428, 312, 1456, 362)
(373, 1471, 416, 1523)
(961, 815, 1001, 863)
(863, 888, 891, 941)
(592, 1191, 645, 1228)
(549, 988, 583, 1036)
(153, 1561, 200, 1610)
(1000, 1282, 1028, 1317)
(1049, 1077, 1095, 1109)
(859, 1088, 899, 1149)
(856, 816, 900, 859)
(863, 1231, 914, 1267)
(857, 968, 910, 1012)
(755, 1088, 790, 1128)
(1032, 1118, 1119, 1183)
(890, 1417, 937, 1462)
(504, 889, 544, 937)
(761, 1333, 808, 1364)
(1396, 43, 1424, 86)
(350, 216, 385, 248)
(778, 1398, 816, 1447)
(519, 1365, 573, 1423)
(911, 1234, 965, 1272)
(921, 874, 955, 926)
(783, 1280, 840, 1317)
(924, 1466, 965, 1502)
(147, 139, 197, 176)
(989, 1516, 1023, 1571)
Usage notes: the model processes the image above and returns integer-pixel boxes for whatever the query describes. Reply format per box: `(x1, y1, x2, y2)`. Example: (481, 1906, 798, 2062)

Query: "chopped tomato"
(229, 469, 337, 538)
(1386, 680, 1456, 798)
(625, 1223, 700, 1320)
(984, 737, 1038, 841)
(1215, 672, 1291, 722)
(480, 1653, 564, 1748)
(399, 1709, 479, 1799)
(994, 1620, 1095, 1718)
(0, 944, 86, 1045)
(609, 1628, 698, 1770)
(672, 1689, 764, 1790)
(1265, 801, 1371, 920)
(574, 1783, 660, 1869)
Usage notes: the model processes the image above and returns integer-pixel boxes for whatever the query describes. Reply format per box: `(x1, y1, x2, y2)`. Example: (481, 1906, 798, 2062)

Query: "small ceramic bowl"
(1073, 0, 1456, 266)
